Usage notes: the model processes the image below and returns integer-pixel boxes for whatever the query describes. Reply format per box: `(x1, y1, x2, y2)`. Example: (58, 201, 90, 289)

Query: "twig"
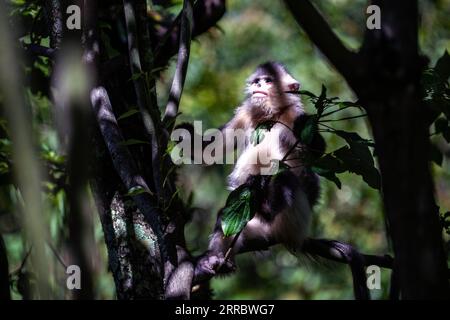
(224, 231, 242, 262)
(319, 114, 368, 123)
(320, 104, 360, 118)
(46, 242, 68, 269)
(23, 43, 56, 59)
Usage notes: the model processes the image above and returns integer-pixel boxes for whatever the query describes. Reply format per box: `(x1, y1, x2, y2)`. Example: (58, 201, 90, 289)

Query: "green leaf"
(333, 130, 376, 148)
(125, 186, 153, 197)
(338, 101, 361, 108)
(315, 85, 327, 117)
(118, 139, 150, 146)
(130, 72, 144, 81)
(250, 121, 275, 145)
(434, 50, 450, 81)
(311, 153, 344, 189)
(312, 153, 345, 173)
(312, 166, 342, 189)
(325, 130, 380, 189)
(117, 109, 139, 121)
(334, 145, 381, 190)
(221, 185, 256, 237)
(299, 115, 318, 144)
(250, 129, 265, 146)
(299, 90, 317, 99)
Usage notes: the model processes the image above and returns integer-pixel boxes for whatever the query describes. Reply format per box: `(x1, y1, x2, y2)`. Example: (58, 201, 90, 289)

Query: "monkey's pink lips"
(253, 90, 268, 97)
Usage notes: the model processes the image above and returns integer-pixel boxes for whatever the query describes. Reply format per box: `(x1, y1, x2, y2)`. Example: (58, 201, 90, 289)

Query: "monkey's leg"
(193, 211, 278, 284)
(303, 239, 370, 300)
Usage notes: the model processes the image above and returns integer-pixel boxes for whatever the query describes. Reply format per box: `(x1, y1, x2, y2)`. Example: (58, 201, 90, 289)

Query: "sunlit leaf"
(117, 109, 140, 121)
(250, 121, 275, 145)
(221, 185, 255, 237)
(125, 186, 153, 197)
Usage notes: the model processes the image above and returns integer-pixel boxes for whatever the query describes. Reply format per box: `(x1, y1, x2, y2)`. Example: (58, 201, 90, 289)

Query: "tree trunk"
(357, 0, 450, 298)
(90, 131, 163, 299)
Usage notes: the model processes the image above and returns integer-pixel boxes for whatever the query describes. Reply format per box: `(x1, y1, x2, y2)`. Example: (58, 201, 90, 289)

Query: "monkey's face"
(246, 64, 300, 111)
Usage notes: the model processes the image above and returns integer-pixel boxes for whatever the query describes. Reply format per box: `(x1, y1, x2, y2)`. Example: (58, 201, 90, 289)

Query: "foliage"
(221, 185, 255, 237)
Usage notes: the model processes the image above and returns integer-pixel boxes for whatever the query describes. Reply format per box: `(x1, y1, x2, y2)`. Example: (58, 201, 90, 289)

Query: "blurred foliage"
(0, 0, 448, 300)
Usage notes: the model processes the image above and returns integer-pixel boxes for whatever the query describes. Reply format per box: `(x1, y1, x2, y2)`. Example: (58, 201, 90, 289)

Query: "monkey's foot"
(193, 252, 236, 283)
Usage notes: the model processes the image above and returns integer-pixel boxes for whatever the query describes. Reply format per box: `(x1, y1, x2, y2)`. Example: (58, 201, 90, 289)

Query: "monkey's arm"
(173, 108, 249, 164)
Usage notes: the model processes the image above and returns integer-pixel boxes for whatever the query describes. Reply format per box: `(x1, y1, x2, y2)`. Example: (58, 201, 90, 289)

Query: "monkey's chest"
(228, 124, 300, 189)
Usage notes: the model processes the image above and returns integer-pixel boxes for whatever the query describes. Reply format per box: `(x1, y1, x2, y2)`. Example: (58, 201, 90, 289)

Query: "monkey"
(193, 61, 325, 282)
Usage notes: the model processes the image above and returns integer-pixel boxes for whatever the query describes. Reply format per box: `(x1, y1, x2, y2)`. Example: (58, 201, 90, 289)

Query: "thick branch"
(303, 239, 393, 269)
(123, 0, 164, 200)
(154, 0, 225, 67)
(194, 237, 394, 300)
(283, 0, 360, 86)
(90, 86, 167, 276)
(43, 0, 63, 49)
(163, 0, 194, 132)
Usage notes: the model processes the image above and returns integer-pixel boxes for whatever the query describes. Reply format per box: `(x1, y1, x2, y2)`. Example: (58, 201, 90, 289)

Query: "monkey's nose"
(288, 83, 300, 91)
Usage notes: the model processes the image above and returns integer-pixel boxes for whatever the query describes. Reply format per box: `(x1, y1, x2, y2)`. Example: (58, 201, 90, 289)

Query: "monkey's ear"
(288, 82, 300, 92)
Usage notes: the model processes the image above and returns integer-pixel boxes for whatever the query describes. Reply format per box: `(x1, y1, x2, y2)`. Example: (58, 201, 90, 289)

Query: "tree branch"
(90, 86, 168, 278)
(303, 238, 393, 299)
(123, 0, 164, 200)
(43, 0, 63, 49)
(163, 0, 194, 132)
(154, 0, 225, 67)
(283, 0, 361, 86)
(194, 236, 394, 300)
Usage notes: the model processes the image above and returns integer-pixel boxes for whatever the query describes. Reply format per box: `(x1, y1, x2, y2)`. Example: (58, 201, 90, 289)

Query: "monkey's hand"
(193, 252, 236, 284)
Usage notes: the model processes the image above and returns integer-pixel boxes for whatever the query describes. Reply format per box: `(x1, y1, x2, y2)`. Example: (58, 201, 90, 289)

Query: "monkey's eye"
(264, 77, 273, 84)
(252, 78, 260, 84)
